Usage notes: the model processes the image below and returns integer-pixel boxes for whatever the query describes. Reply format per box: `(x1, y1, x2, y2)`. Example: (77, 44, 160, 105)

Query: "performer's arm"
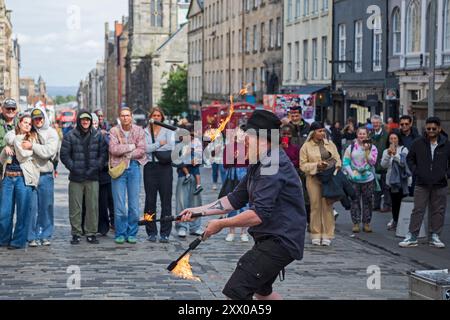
(178, 197, 235, 219)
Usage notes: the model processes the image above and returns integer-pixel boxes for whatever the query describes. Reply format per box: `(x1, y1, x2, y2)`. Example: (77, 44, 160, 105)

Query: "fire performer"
(179, 110, 307, 300)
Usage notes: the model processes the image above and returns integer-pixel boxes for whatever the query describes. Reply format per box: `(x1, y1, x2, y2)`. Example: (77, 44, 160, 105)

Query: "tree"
(54, 95, 77, 105)
(158, 65, 188, 116)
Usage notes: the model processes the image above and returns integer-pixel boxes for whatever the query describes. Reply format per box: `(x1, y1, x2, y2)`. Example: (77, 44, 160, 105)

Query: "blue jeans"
(111, 161, 141, 239)
(212, 163, 227, 184)
(28, 174, 54, 241)
(226, 167, 249, 218)
(0, 176, 34, 248)
(175, 177, 202, 233)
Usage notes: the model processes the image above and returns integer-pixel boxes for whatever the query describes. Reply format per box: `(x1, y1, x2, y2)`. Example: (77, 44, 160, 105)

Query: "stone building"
(187, 0, 204, 117)
(126, 0, 189, 111)
(202, 0, 283, 105)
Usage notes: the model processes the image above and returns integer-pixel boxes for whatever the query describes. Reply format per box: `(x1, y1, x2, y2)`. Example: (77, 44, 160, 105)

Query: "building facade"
(388, 0, 450, 117)
(202, 0, 283, 105)
(0, 0, 20, 102)
(332, 0, 396, 124)
(283, 0, 333, 120)
(187, 0, 204, 117)
(126, 0, 189, 111)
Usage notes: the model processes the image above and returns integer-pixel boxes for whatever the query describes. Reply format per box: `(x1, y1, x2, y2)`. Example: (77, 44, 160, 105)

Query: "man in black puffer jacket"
(399, 117, 450, 249)
(60, 111, 107, 245)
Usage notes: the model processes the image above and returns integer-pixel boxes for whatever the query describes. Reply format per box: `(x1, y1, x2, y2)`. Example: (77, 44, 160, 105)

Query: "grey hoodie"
(30, 106, 60, 173)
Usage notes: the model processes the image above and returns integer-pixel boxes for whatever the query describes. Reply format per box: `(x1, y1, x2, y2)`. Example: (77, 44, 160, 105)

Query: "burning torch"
(138, 212, 205, 226)
(148, 119, 179, 132)
(167, 232, 205, 273)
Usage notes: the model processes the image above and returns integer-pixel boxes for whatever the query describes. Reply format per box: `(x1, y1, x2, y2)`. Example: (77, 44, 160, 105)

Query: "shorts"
(222, 236, 294, 300)
(190, 166, 200, 176)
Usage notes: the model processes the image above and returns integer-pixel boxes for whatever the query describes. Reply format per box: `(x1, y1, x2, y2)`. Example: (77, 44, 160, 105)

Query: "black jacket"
(317, 167, 356, 210)
(290, 120, 310, 148)
(407, 134, 450, 188)
(60, 112, 107, 183)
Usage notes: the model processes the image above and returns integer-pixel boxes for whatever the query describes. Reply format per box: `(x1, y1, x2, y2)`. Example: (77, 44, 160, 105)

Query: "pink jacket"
(109, 125, 147, 168)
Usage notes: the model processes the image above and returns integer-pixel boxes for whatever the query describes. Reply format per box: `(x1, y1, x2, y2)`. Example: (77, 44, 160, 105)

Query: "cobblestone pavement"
(0, 167, 431, 300)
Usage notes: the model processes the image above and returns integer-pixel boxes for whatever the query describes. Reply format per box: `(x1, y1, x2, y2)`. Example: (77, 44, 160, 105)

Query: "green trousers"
(69, 181, 99, 237)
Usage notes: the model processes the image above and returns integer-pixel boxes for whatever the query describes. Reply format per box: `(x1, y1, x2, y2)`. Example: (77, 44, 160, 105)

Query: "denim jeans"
(212, 163, 226, 184)
(175, 176, 202, 233)
(0, 176, 34, 248)
(28, 174, 54, 241)
(111, 160, 141, 239)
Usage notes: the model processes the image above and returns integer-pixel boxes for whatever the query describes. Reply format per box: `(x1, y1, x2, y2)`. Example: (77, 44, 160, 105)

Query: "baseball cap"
(3, 99, 17, 109)
(79, 112, 92, 120)
(31, 108, 44, 119)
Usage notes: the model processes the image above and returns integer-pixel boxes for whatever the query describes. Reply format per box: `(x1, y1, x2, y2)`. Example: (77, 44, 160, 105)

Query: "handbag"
(108, 128, 127, 179)
(218, 168, 240, 198)
(150, 124, 172, 165)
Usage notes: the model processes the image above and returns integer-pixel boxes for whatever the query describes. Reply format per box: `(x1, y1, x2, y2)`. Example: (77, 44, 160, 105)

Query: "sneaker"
(399, 233, 418, 248)
(212, 183, 218, 190)
(321, 239, 331, 246)
(429, 233, 446, 248)
(28, 240, 40, 247)
(70, 235, 81, 245)
(352, 224, 360, 233)
(190, 229, 204, 237)
(333, 210, 339, 221)
(160, 236, 170, 243)
(193, 185, 204, 195)
(363, 224, 373, 233)
(115, 236, 126, 244)
(183, 174, 192, 185)
(147, 235, 157, 243)
(86, 236, 99, 244)
(127, 236, 137, 244)
(387, 220, 397, 231)
(240, 233, 249, 242)
(178, 228, 187, 238)
(41, 239, 51, 246)
(311, 239, 321, 246)
(225, 233, 235, 242)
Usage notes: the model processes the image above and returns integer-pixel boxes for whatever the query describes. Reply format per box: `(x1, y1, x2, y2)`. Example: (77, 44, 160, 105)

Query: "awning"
(281, 85, 330, 95)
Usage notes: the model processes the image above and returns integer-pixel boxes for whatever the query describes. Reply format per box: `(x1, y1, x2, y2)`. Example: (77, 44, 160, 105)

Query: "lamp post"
(428, 0, 437, 117)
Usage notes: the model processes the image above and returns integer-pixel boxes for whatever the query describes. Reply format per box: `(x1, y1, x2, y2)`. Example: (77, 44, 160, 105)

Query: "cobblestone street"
(1, 167, 443, 300)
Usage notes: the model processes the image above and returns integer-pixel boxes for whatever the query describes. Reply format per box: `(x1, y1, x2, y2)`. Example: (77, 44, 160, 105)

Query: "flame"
(144, 213, 155, 222)
(171, 254, 201, 282)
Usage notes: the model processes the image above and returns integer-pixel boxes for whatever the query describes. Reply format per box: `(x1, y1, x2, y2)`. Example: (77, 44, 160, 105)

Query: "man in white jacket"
(22, 106, 60, 247)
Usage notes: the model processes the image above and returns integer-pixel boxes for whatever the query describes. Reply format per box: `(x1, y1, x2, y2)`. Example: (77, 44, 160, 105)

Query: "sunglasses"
(5, 107, 16, 111)
(426, 127, 438, 131)
(400, 123, 410, 127)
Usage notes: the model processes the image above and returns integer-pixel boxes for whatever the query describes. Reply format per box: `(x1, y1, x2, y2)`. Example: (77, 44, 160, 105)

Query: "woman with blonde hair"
(300, 122, 341, 246)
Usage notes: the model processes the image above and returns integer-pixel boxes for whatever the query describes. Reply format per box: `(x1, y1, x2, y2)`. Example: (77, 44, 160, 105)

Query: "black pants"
(98, 183, 114, 235)
(390, 190, 404, 223)
(144, 162, 173, 237)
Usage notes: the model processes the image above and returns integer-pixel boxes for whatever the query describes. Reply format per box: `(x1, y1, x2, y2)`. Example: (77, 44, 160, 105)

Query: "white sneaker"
(429, 233, 446, 248)
(240, 234, 249, 242)
(41, 239, 51, 246)
(28, 240, 40, 247)
(225, 233, 235, 242)
(333, 210, 339, 221)
(177, 228, 187, 238)
(311, 239, 321, 246)
(212, 184, 218, 190)
(321, 239, 331, 246)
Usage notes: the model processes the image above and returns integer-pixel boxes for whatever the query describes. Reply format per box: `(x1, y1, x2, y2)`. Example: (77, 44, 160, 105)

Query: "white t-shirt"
(431, 141, 438, 160)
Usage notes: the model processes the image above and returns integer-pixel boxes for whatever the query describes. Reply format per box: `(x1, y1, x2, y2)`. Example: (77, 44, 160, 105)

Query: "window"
(252, 68, 257, 92)
(322, 0, 328, 11)
(338, 24, 346, 73)
(295, 41, 300, 80)
(287, 43, 292, 80)
(313, 0, 318, 13)
(303, 40, 309, 80)
(406, 0, 421, 53)
(245, 28, 250, 52)
(269, 19, 274, 48)
(239, 29, 243, 53)
(373, 16, 382, 71)
(304, 0, 309, 16)
(261, 67, 266, 91)
(276, 17, 282, 47)
(296, 0, 301, 18)
(392, 8, 401, 54)
(312, 39, 318, 79)
(322, 36, 328, 79)
(445, 0, 450, 50)
(288, 0, 293, 22)
(260, 23, 265, 50)
(253, 25, 258, 51)
(150, 0, 163, 27)
(354, 20, 363, 72)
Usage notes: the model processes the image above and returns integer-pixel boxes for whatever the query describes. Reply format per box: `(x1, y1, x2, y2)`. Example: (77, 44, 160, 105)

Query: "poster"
(263, 94, 316, 124)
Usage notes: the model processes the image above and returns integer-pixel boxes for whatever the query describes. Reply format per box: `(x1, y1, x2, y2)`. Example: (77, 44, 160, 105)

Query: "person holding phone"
(281, 124, 300, 170)
(343, 127, 378, 233)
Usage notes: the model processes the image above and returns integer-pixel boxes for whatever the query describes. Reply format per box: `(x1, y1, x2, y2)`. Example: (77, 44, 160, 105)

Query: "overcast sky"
(6, 0, 128, 87)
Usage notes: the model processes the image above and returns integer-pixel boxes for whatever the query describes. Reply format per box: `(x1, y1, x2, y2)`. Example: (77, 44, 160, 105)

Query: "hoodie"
(30, 106, 60, 174)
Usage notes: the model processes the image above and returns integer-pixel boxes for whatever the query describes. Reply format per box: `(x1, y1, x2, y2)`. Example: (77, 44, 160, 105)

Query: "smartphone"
(282, 137, 289, 145)
(362, 139, 372, 144)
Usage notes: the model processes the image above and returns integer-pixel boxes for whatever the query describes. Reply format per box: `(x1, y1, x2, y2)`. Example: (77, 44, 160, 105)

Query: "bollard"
(396, 197, 426, 238)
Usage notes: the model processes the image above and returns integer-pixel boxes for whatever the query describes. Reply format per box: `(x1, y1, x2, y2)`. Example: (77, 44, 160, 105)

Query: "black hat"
(243, 110, 281, 132)
(309, 121, 324, 132)
(3, 98, 17, 109)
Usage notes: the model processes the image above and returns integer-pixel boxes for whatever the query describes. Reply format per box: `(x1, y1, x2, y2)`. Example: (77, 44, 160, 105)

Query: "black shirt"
(227, 148, 307, 260)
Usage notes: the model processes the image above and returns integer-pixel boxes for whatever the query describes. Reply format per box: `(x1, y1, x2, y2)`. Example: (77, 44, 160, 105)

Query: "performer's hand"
(203, 219, 224, 240)
(178, 208, 197, 222)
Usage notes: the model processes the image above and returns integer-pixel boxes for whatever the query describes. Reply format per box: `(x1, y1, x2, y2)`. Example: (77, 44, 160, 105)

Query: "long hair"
(15, 114, 37, 142)
(386, 131, 404, 149)
(149, 107, 166, 123)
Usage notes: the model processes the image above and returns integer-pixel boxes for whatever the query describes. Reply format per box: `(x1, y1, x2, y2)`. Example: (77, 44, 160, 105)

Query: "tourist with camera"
(343, 127, 378, 233)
